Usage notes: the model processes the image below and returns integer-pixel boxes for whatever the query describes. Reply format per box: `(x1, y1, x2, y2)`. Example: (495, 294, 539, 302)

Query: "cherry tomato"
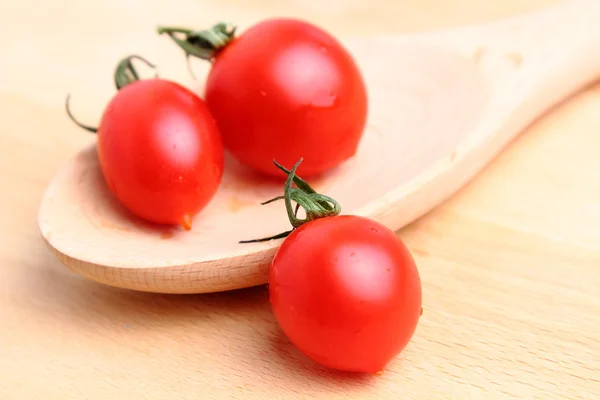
(94, 79, 224, 229)
(160, 19, 368, 178)
(269, 215, 422, 373)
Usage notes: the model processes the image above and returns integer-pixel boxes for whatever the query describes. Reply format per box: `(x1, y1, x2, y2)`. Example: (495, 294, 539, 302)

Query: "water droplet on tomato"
(260, 90, 266, 97)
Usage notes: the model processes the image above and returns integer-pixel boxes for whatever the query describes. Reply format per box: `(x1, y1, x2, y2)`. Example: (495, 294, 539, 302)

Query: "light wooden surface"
(37, 0, 600, 295)
(1, 0, 599, 398)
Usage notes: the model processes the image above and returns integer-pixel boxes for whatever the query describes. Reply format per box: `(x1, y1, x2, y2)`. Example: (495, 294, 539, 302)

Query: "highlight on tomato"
(65, 56, 224, 230)
(241, 159, 422, 374)
(158, 18, 368, 178)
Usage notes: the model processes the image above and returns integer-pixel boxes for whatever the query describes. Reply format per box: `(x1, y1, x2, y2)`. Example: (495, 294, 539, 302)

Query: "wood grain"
(1, 0, 599, 398)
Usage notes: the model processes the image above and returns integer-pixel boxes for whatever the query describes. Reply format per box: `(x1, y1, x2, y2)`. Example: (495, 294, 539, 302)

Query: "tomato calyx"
(114, 55, 158, 90)
(65, 55, 158, 134)
(157, 23, 235, 77)
(240, 159, 341, 243)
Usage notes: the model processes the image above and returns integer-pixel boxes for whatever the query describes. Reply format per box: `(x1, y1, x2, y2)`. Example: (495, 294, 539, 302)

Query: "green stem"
(114, 55, 157, 90)
(64, 94, 97, 134)
(272, 160, 334, 212)
(157, 27, 194, 35)
(239, 159, 342, 243)
(157, 22, 236, 62)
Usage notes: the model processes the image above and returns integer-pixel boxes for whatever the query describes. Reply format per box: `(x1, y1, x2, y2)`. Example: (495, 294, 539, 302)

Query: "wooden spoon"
(38, 0, 600, 294)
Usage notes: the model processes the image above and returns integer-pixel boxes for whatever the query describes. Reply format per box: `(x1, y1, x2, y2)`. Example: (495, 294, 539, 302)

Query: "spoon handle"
(364, 0, 600, 229)
(437, 0, 600, 115)
(423, 0, 600, 186)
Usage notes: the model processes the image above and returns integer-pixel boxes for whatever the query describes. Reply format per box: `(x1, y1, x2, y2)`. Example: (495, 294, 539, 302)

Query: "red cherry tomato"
(206, 19, 367, 178)
(269, 215, 422, 373)
(94, 79, 223, 229)
(160, 19, 368, 178)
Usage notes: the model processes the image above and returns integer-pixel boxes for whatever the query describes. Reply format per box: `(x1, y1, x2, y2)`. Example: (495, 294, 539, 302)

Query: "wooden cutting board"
(1, 0, 598, 398)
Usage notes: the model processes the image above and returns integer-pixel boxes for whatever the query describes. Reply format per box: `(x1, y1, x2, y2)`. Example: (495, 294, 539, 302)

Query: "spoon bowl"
(39, 0, 600, 293)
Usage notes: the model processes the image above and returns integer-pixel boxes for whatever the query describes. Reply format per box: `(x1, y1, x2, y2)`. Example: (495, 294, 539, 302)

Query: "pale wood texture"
(1, 0, 600, 399)
(37, 0, 600, 294)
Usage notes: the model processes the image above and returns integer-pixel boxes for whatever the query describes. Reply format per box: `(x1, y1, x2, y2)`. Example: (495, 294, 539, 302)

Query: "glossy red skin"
(204, 18, 368, 178)
(269, 215, 422, 373)
(97, 79, 224, 228)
